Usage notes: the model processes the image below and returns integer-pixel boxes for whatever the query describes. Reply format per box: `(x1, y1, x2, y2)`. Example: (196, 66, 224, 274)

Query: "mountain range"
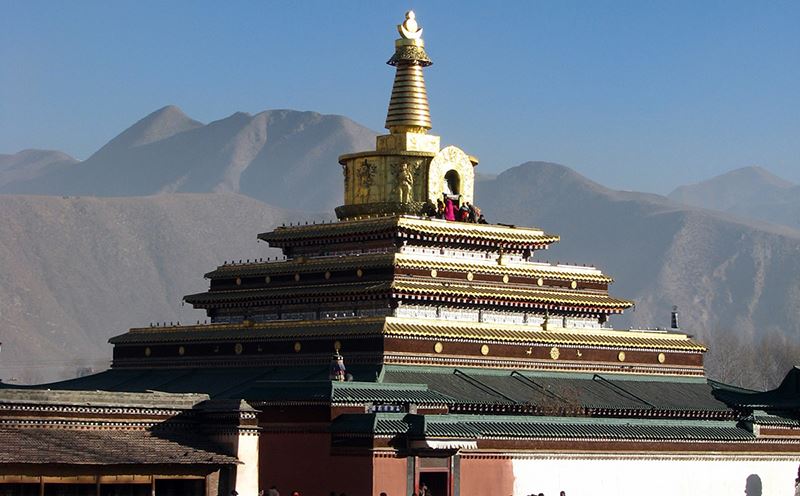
(1, 106, 799, 388)
(0, 193, 306, 383)
(0, 106, 377, 212)
(0, 149, 78, 188)
(668, 166, 800, 230)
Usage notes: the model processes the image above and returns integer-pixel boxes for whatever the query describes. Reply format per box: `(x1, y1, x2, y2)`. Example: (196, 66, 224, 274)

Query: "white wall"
(235, 434, 260, 495)
(512, 454, 799, 496)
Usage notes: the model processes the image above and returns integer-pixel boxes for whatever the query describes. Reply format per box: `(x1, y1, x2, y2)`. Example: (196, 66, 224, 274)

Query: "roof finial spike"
(671, 305, 679, 329)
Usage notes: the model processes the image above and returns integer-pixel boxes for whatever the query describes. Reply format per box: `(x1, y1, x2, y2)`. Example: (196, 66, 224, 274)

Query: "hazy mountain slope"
(0, 193, 309, 384)
(0, 107, 376, 211)
(0, 149, 78, 187)
(239, 111, 375, 210)
(90, 105, 204, 156)
(477, 162, 800, 365)
(668, 166, 800, 229)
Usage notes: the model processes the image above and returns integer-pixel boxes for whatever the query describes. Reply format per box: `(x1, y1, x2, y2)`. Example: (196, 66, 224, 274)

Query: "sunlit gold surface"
(335, 10, 482, 219)
(386, 64, 431, 131)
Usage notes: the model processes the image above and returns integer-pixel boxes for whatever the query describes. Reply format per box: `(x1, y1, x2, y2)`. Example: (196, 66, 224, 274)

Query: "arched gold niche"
(427, 145, 475, 205)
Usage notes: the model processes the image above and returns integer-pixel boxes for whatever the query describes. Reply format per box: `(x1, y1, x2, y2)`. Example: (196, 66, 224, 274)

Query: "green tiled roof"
(11, 364, 736, 415)
(381, 367, 731, 413)
(243, 381, 454, 405)
(3, 365, 380, 399)
(461, 418, 750, 441)
(750, 414, 800, 427)
(331, 412, 755, 442)
(330, 413, 410, 436)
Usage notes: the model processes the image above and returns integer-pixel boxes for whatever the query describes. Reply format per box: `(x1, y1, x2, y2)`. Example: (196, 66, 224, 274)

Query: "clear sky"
(1, 0, 798, 193)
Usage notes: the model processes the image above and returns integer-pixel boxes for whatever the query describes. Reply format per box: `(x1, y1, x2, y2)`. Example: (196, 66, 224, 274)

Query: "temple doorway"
(444, 170, 460, 195)
(419, 471, 449, 496)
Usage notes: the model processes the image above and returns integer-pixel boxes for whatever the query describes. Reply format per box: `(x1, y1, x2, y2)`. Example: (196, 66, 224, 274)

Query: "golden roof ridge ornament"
(385, 10, 433, 134)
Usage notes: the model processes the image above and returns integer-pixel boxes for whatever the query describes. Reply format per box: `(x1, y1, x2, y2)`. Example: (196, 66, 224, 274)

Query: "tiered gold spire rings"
(385, 11, 433, 134)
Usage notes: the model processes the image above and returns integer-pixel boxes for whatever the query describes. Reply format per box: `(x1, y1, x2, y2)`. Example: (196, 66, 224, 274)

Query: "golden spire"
(385, 11, 433, 134)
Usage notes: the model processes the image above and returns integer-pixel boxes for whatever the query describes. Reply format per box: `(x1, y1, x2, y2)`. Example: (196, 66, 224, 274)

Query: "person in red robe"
(444, 197, 456, 221)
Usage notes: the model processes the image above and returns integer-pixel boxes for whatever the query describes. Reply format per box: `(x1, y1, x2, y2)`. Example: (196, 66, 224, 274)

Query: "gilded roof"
(395, 255, 613, 283)
(205, 252, 613, 284)
(184, 278, 628, 311)
(112, 318, 389, 344)
(391, 280, 633, 310)
(112, 316, 704, 352)
(259, 216, 559, 246)
(382, 318, 705, 351)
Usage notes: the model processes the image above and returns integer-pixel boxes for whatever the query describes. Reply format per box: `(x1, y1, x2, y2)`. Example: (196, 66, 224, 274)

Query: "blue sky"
(1, 0, 798, 193)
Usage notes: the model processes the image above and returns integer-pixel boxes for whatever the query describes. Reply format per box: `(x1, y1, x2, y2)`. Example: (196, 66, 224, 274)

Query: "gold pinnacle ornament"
(336, 10, 478, 220)
(385, 11, 433, 134)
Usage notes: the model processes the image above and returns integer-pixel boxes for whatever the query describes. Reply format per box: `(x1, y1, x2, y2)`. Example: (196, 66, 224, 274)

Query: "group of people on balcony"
(422, 194, 487, 223)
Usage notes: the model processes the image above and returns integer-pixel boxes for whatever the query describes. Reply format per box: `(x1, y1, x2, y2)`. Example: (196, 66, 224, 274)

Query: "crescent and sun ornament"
(398, 10, 423, 39)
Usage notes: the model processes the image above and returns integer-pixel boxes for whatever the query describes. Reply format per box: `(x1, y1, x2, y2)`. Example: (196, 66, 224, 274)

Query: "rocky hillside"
(669, 166, 800, 230)
(0, 193, 310, 383)
(0, 106, 377, 212)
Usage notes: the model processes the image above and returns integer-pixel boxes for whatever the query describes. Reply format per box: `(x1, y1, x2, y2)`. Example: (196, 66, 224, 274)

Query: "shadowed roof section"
(0, 428, 237, 465)
(712, 366, 800, 410)
(8, 364, 734, 415)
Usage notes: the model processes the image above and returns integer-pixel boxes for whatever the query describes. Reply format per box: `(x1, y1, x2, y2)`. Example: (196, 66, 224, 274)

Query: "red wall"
(459, 457, 514, 496)
(260, 432, 373, 496)
(373, 455, 408, 495)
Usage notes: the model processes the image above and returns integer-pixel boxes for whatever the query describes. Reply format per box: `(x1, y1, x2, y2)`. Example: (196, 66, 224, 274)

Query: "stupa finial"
(385, 10, 432, 134)
(398, 11, 423, 39)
